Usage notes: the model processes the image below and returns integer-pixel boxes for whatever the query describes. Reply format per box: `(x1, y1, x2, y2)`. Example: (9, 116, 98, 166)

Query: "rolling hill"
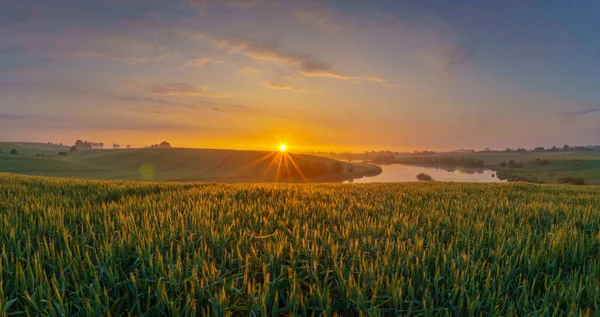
(0, 142, 381, 182)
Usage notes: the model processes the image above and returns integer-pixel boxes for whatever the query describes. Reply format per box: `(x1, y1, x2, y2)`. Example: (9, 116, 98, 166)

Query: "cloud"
(0, 112, 195, 131)
(55, 31, 178, 64)
(239, 67, 263, 76)
(420, 43, 474, 72)
(557, 104, 600, 120)
(114, 96, 187, 107)
(211, 37, 397, 87)
(114, 95, 248, 112)
(352, 76, 401, 88)
(211, 37, 348, 79)
(144, 83, 228, 98)
(186, 56, 212, 67)
(263, 82, 307, 93)
(63, 51, 169, 64)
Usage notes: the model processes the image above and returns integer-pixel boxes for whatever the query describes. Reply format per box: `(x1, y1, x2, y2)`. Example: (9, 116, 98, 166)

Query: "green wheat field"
(0, 173, 599, 316)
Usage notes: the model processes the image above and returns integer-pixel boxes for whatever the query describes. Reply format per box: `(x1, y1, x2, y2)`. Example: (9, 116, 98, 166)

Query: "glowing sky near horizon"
(1, 0, 599, 151)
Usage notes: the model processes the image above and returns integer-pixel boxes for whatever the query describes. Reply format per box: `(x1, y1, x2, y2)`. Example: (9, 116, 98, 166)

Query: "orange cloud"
(239, 67, 263, 76)
(211, 37, 348, 79)
(263, 82, 307, 93)
(211, 37, 396, 86)
(186, 56, 212, 67)
(145, 83, 228, 98)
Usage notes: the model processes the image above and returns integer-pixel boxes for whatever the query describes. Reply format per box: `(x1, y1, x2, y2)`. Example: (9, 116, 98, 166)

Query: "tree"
(416, 173, 433, 181)
(534, 147, 545, 152)
(70, 146, 78, 152)
(113, 143, 120, 149)
(126, 145, 130, 149)
(10, 148, 18, 155)
(563, 144, 570, 151)
(75, 140, 92, 150)
(159, 141, 171, 148)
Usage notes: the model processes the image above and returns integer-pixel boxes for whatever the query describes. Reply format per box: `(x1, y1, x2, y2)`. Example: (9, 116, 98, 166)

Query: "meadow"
(369, 151, 600, 185)
(0, 173, 598, 315)
(0, 143, 380, 183)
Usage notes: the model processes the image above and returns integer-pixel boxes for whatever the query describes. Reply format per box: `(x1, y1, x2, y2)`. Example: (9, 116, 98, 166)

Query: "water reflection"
(348, 164, 505, 183)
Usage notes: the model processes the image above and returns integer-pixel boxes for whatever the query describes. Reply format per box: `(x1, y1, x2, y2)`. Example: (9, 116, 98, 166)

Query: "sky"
(1, 0, 599, 152)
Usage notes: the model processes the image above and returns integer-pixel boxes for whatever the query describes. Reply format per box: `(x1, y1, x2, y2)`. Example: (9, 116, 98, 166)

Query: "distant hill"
(0, 142, 70, 156)
(0, 142, 381, 182)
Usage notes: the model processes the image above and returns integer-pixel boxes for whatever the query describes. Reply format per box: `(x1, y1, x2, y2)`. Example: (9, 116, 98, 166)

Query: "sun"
(279, 143, 288, 152)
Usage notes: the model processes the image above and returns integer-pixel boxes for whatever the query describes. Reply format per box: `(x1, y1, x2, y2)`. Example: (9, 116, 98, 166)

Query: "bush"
(535, 158, 551, 166)
(70, 146, 78, 152)
(558, 177, 574, 184)
(558, 177, 586, 185)
(10, 148, 18, 155)
(507, 160, 523, 168)
(499, 161, 507, 167)
(58, 152, 68, 156)
(416, 173, 433, 181)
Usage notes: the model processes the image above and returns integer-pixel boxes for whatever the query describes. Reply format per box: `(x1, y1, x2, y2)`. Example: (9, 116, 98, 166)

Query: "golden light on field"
(248, 142, 307, 182)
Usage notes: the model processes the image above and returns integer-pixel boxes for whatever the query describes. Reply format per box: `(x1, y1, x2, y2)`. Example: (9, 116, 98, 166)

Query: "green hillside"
(0, 142, 70, 156)
(0, 143, 380, 182)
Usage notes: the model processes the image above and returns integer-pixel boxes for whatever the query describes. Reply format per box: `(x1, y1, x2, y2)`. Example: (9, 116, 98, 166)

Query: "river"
(349, 163, 505, 183)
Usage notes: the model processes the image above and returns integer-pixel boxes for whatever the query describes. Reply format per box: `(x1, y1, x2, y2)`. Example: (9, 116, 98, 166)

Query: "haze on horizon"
(1, 0, 599, 152)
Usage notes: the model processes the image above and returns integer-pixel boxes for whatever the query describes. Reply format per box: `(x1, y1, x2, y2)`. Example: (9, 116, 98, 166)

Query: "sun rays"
(247, 145, 307, 182)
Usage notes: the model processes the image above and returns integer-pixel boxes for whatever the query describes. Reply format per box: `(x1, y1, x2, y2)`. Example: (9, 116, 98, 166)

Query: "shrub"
(557, 177, 574, 184)
(499, 161, 507, 167)
(507, 160, 523, 168)
(535, 158, 551, 165)
(10, 148, 18, 155)
(558, 177, 586, 185)
(416, 173, 433, 181)
(58, 152, 68, 156)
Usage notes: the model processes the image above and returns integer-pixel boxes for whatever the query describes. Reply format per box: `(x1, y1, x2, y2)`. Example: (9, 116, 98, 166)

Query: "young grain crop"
(0, 173, 599, 315)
